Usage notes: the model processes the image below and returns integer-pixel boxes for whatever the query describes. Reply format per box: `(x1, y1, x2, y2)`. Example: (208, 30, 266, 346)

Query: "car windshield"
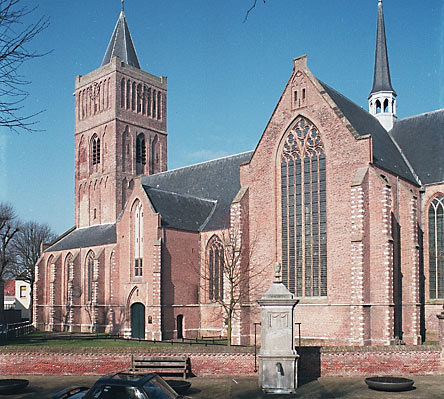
(142, 375, 178, 399)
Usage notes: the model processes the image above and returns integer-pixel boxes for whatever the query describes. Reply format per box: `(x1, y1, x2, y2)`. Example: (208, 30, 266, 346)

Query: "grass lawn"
(0, 331, 251, 353)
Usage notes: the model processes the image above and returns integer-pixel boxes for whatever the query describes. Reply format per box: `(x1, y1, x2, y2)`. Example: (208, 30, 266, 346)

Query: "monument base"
(259, 353, 299, 394)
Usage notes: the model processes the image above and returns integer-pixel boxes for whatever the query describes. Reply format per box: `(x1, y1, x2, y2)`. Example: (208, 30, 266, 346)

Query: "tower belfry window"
(92, 135, 101, 165)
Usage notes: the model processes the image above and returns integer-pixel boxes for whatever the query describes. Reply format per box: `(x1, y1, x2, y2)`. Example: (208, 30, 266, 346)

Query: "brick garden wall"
(0, 346, 441, 376)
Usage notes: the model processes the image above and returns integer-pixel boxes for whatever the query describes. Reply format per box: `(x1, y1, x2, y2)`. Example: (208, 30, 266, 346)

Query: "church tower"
(74, 3, 167, 228)
(368, 0, 396, 131)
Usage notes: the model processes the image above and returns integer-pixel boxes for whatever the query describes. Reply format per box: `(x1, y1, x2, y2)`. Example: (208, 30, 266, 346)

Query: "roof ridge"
(75, 222, 116, 232)
(145, 150, 254, 177)
(397, 108, 444, 122)
(319, 80, 368, 114)
(143, 185, 217, 204)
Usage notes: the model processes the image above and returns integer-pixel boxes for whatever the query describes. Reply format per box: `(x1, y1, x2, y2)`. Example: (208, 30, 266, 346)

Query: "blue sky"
(0, 0, 443, 235)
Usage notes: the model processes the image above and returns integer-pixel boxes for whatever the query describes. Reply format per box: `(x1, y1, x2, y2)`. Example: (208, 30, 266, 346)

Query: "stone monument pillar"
(437, 307, 444, 369)
(257, 262, 299, 394)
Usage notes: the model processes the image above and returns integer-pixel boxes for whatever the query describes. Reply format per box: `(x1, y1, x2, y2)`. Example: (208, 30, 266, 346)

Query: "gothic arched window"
(86, 252, 95, 302)
(136, 133, 146, 175)
(134, 202, 143, 277)
(429, 195, 444, 299)
(65, 253, 73, 303)
(120, 78, 125, 108)
(208, 237, 224, 301)
(281, 116, 327, 297)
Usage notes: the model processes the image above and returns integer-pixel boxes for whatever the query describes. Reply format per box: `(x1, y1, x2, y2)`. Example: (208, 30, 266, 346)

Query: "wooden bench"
(131, 355, 189, 379)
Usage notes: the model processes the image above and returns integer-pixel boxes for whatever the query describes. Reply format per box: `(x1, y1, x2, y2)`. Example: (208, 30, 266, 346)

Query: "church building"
(35, 1, 444, 346)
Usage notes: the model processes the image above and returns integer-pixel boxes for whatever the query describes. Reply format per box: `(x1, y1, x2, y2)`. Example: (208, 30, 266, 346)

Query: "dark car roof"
(93, 372, 155, 387)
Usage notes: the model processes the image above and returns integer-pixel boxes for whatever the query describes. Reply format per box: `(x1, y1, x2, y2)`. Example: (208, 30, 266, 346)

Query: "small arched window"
(376, 99, 381, 114)
(91, 135, 100, 165)
(157, 91, 161, 119)
(152, 90, 156, 118)
(208, 237, 224, 301)
(429, 195, 444, 299)
(137, 84, 142, 113)
(131, 82, 136, 110)
(120, 78, 125, 108)
(147, 88, 151, 117)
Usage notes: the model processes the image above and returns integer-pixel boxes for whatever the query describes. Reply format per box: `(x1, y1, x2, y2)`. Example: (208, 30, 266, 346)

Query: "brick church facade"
(35, 1, 444, 346)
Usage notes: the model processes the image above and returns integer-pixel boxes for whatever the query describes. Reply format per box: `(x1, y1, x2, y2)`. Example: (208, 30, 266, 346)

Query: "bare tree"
(200, 228, 267, 346)
(0, 0, 50, 133)
(0, 202, 20, 324)
(10, 221, 56, 321)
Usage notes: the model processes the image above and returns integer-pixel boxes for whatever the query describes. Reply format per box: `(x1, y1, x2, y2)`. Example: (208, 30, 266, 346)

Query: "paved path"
(1, 375, 444, 398)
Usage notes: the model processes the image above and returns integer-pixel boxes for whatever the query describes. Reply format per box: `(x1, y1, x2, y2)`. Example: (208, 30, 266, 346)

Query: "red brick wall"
(162, 228, 200, 339)
(0, 347, 440, 376)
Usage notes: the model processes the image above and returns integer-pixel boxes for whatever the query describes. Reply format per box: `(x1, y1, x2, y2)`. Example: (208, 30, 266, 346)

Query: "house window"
(429, 195, 444, 299)
(20, 286, 26, 298)
(281, 116, 327, 297)
(208, 237, 224, 301)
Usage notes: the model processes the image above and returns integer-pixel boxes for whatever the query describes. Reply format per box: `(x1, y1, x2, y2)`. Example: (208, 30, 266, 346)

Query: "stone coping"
(319, 344, 441, 353)
(0, 344, 439, 355)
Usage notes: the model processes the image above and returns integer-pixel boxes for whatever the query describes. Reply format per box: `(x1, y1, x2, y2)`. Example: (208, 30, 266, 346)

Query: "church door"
(130, 302, 145, 339)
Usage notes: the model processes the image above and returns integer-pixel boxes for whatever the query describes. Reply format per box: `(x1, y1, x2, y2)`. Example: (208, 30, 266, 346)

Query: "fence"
(0, 321, 34, 342)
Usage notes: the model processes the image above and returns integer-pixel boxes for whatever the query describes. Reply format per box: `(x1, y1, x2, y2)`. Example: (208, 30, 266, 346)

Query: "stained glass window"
(281, 117, 326, 297)
(429, 196, 444, 299)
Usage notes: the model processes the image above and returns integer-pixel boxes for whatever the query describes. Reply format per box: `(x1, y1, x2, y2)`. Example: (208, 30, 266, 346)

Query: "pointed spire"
(370, 0, 395, 95)
(101, 4, 140, 69)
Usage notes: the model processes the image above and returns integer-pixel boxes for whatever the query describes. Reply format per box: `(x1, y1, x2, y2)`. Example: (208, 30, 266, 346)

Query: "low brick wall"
(299, 345, 442, 377)
(0, 351, 256, 376)
(0, 346, 441, 376)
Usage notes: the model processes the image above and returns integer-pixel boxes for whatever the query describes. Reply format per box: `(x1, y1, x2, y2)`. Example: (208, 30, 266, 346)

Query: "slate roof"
(142, 151, 253, 231)
(390, 109, 444, 185)
(143, 186, 216, 231)
(101, 11, 140, 69)
(45, 223, 117, 252)
(319, 81, 417, 184)
(370, 0, 395, 95)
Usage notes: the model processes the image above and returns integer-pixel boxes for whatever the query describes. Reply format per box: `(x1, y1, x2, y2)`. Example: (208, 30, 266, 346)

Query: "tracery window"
(91, 135, 100, 165)
(134, 203, 143, 277)
(86, 252, 95, 302)
(65, 253, 73, 303)
(208, 237, 224, 301)
(429, 195, 444, 299)
(281, 116, 327, 297)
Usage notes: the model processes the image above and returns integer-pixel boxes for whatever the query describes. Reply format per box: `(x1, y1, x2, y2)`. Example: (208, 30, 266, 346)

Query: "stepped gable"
(390, 109, 444, 185)
(142, 151, 254, 231)
(319, 81, 416, 184)
(45, 223, 117, 252)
